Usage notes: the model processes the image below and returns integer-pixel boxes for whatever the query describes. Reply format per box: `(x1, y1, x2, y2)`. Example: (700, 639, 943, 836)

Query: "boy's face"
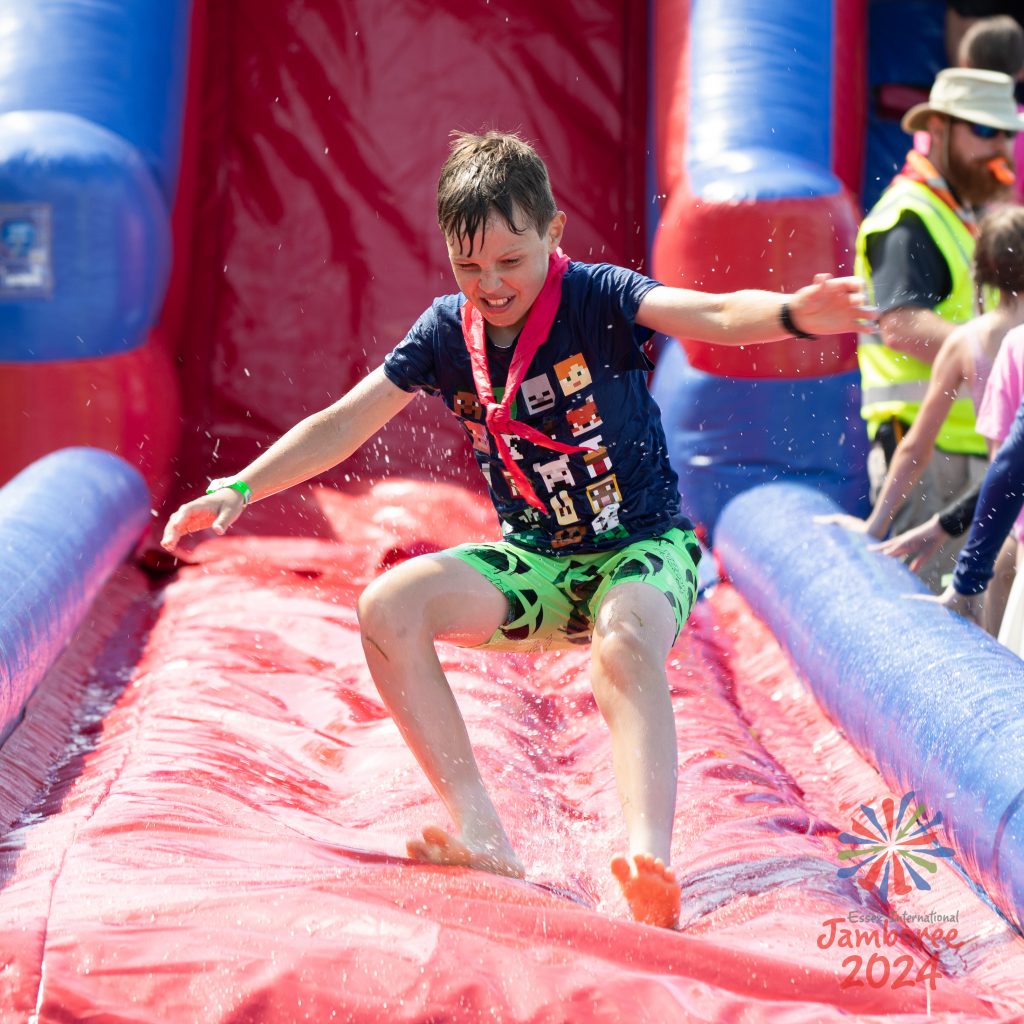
(447, 209, 565, 335)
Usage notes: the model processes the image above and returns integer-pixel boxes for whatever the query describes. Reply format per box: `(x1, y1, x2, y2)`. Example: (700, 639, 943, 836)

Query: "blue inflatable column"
(649, 0, 869, 536)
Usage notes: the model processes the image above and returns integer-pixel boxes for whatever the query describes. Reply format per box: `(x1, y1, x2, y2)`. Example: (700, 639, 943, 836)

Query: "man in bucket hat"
(855, 67, 1024, 591)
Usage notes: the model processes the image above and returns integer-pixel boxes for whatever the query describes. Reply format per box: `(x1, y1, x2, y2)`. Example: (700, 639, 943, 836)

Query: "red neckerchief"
(461, 248, 587, 512)
(897, 150, 979, 239)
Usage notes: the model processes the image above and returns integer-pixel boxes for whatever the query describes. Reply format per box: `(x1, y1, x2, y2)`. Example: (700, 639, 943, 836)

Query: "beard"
(946, 141, 1012, 207)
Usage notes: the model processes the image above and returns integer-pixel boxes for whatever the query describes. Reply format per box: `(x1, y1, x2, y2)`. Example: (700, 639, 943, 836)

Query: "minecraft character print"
(551, 489, 579, 526)
(582, 437, 612, 477)
(586, 475, 621, 513)
(521, 373, 557, 415)
(541, 416, 561, 441)
(566, 396, 602, 437)
(551, 524, 587, 549)
(501, 469, 522, 498)
(500, 433, 526, 461)
(591, 501, 621, 535)
(554, 353, 592, 396)
(517, 506, 544, 527)
(453, 390, 483, 420)
(535, 454, 575, 494)
(463, 420, 490, 454)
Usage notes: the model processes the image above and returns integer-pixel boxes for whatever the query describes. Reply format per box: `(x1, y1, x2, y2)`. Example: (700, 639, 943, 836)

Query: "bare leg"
(590, 581, 681, 928)
(357, 553, 524, 877)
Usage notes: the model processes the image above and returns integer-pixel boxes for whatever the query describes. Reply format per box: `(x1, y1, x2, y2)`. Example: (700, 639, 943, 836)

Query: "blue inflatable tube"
(687, 1, 840, 201)
(0, 0, 193, 201)
(0, 449, 150, 744)
(717, 482, 1024, 931)
(0, 0, 192, 360)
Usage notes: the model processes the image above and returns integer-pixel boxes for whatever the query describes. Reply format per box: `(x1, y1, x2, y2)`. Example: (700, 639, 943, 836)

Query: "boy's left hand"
(789, 274, 878, 337)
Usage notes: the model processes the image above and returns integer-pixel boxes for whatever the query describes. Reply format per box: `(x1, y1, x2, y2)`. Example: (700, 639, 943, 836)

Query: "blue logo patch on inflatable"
(0, 203, 53, 298)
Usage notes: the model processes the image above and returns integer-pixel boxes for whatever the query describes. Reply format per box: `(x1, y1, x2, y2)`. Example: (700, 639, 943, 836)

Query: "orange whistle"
(988, 156, 1016, 186)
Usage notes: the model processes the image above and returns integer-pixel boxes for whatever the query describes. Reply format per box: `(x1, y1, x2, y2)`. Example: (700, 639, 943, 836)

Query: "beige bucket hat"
(902, 68, 1024, 133)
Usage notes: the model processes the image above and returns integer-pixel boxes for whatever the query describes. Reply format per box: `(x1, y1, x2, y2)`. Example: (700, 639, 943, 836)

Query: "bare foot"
(407, 825, 525, 878)
(611, 853, 680, 928)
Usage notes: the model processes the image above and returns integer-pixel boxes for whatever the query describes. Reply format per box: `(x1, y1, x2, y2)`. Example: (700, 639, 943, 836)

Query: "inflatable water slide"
(2, 1, 1024, 1020)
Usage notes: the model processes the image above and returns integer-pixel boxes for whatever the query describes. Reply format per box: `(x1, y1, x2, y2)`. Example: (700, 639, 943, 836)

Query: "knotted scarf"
(461, 248, 588, 512)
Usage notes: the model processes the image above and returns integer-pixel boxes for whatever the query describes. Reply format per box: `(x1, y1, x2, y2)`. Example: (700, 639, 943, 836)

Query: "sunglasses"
(951, 117, 1017, 141)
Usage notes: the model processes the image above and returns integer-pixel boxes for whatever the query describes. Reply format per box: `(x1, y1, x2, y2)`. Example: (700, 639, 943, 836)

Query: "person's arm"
(817, 330, 969, 538)
(876, 306, 958, 364)
(871, 482, 980, 573)
(634, 273, 876, 346)
(863, 331, 968, 536)
(161, 366, 416, 550)
(866, 212, 956, 364)
(950, 394, 1024, 596)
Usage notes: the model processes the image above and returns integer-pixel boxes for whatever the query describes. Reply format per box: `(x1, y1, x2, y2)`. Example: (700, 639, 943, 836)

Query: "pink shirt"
(977, 324, 1024, 541)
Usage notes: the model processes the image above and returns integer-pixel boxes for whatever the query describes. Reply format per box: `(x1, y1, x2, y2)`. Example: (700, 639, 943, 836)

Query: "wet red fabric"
(2, 483, 1024, 1022)
(169, 0, 648, 504)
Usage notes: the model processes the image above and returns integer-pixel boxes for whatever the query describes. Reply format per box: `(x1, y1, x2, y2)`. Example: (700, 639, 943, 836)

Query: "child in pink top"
(976, 322, 1024, 655)
(976, 322, 1024, 545)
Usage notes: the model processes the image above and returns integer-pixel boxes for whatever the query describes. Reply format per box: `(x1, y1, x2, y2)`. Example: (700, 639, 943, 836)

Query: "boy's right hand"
(161, 490, 245, 553)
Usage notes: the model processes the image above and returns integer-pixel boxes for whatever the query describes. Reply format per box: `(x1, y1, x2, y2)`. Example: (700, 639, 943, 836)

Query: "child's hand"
(870, 515, 945, 573)
(906, 584, 981, 624)
(161, 490, 245, 553)
(813, 512, 873, 535)
(789, 274, 878, 337)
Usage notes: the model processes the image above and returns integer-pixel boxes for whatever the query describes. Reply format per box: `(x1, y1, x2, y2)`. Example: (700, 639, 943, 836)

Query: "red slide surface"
(3, 484, 1024, 1021)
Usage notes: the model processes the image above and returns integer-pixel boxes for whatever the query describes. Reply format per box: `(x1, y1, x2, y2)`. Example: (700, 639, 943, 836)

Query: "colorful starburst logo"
(837, 791, 957, 901)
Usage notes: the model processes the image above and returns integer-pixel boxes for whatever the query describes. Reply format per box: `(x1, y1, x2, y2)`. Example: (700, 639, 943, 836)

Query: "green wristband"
(206, 479, 253, 505)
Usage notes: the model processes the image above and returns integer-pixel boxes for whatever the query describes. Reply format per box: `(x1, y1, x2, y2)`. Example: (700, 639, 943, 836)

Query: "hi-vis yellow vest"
(855, 178, 988, 456)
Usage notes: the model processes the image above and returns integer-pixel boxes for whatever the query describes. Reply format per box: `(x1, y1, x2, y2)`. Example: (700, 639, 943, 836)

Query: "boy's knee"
(355, 577, 378, 627)
(358, 569, 438, 652)
(591, 627, 649, 689)
(357, 575, 404, 645)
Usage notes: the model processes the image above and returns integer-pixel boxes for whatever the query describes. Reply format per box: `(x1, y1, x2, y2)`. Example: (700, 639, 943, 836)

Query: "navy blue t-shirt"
(382, 261, 691, 555)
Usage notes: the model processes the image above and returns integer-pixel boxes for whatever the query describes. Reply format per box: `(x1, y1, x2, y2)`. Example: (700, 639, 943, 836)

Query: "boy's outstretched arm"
(161, 366, 415, 551)
(635, 273, 877, 346)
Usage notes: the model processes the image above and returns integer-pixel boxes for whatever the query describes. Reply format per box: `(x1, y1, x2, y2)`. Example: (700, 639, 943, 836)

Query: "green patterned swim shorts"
(449, 527, 701, 651)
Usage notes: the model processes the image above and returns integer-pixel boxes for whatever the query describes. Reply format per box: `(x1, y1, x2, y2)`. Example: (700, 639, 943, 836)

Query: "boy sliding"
(163, 131, 875, 928)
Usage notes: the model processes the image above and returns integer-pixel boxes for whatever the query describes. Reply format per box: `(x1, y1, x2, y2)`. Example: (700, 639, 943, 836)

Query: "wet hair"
(436, 131, 557, 255)
(959, 16, 1024, 78)
(974, 205, 1024, 294)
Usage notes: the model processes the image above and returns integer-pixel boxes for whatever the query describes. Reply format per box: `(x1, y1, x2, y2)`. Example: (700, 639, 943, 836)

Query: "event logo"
(837, 791, 956, 901)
